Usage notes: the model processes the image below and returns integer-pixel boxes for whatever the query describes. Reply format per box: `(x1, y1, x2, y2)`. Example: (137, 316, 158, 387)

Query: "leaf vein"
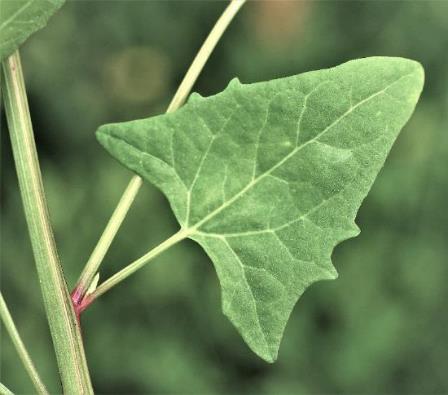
(220, 237, 271, 350)
(191, 74, 412, 233)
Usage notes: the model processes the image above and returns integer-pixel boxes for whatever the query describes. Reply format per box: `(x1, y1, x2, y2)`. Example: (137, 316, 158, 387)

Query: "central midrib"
(188, 81, 397, 233)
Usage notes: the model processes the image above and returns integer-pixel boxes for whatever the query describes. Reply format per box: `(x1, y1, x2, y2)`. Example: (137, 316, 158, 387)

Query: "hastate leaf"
(97, 57, 424, 362)
(0, 0, 64, 61)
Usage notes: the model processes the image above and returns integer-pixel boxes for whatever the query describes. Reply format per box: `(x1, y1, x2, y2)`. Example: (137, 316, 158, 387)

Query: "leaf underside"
(97, 57, 424, 362)
(0, 0, 64, 62)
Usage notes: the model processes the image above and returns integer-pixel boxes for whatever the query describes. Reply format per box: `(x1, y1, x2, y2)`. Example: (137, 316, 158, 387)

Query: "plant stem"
(73, 0, 247, 302)
(1, 52, 93, 394)
(0, 293, 49, 395)
(71, 175, 143, 304)
(0, 382, 14, 395)
(166, 0, 246, 113)
(81, 229, 190, 309)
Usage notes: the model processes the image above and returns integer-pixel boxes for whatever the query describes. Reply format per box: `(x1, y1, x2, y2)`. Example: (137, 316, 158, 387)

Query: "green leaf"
(0, 0, 64, 61)
(97, 57, 424, 362)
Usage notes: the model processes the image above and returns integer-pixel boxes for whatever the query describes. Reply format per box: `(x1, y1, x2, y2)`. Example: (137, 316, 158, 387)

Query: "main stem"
(73, 0, 247, 303)
(2, 52, 93, 394)
(0, 293, 49, 395)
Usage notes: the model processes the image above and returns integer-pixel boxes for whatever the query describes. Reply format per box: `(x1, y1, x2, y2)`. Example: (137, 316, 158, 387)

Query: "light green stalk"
(1, 52, 93, 394)
(74, 0, 247, 301)
(0, 293, 49, 395)
(86, 229, 189, 303)
(0, 382, 14, 395)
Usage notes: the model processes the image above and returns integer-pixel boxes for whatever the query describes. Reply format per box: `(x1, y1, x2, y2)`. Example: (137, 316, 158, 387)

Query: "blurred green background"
(1, 1, 448, 394)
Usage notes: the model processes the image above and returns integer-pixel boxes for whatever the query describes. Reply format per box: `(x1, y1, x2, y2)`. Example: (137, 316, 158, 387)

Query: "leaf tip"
(385, 57, 425, 97)
(412, 60, 425, 94)
(400, 58, 425, 95)
(262, 350, 278, 364)
(95, 123, 122, 160)
(388, 57, 425, 111)
(96, 124, 111, 146)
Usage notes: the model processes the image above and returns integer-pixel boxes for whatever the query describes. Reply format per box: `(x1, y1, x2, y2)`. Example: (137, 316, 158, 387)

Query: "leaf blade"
(0, 0, 64, 61)
(97, 57, 424, 362)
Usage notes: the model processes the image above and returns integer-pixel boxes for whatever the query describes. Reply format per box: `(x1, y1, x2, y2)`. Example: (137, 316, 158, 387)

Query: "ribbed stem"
(2, 52, 93, 394)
